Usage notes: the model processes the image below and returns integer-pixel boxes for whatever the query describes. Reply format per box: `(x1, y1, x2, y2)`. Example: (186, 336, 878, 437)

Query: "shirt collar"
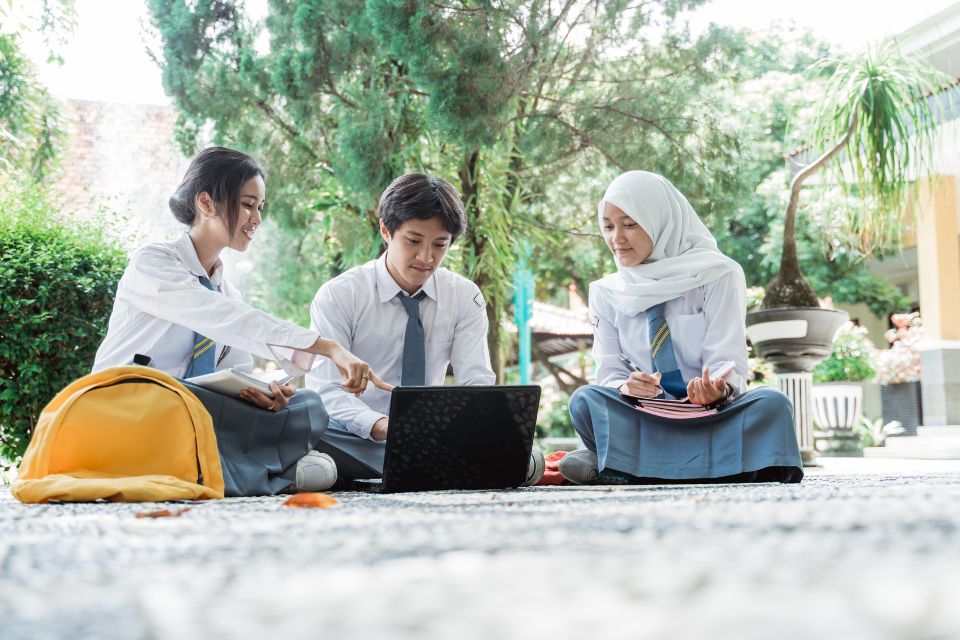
(174, 232, 224, 287)
(374, 252, 438, 303)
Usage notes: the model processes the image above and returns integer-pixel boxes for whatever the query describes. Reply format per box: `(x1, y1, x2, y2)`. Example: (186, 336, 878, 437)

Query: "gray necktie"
(397, 291, 427, 386)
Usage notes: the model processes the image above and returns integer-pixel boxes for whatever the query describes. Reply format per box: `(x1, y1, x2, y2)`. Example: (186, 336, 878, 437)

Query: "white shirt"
(307, 254, 495, 439)
(93, 233, 320, 377)
(590, 270, 749, 394)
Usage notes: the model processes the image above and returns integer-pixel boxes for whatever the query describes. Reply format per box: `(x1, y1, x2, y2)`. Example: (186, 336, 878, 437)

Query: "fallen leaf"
(135, 507, 191, 519)
(284, 493, 339, 509)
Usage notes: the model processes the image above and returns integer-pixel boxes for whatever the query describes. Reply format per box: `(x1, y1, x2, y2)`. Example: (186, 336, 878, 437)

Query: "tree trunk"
(458, 148, 505, 381)
(762, 108, 861, 309)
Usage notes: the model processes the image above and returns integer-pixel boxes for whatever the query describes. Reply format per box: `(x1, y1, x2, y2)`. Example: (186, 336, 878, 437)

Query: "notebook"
(185, 368, 293, 399)
(619, 393, 719, 419)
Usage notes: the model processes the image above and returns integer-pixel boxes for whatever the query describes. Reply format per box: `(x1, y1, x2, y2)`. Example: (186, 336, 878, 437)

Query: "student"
(307, 173, 544, 484)
(559, 171, 803, 485)
(93, 147, 389, 496)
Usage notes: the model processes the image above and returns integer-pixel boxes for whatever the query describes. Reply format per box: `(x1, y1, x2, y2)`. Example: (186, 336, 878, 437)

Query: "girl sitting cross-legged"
(559, 171, 803, 485)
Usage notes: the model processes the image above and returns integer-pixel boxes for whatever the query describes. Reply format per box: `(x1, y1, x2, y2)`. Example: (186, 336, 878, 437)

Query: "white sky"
(10, 0, 960, 105)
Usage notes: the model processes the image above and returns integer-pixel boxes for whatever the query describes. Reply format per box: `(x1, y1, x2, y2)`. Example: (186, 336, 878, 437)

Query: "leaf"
(135, 507, 192, 518)
(283, 493, 339, 509)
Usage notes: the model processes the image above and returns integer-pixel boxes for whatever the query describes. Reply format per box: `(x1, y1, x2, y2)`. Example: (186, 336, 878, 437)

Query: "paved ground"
(2, 459, 959, 640)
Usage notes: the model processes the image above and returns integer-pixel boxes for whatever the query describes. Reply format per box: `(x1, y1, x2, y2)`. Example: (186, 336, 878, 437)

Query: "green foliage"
(812, 321, 876, 383)
(762, 39, 952, 308)
(147, 0, 756, 377)
(0, 0, 73, 181)
(0, 185, 126, 470)
(535, 391, 576, 440)
(812, 41, 951, 254)
(854, 415, 904, 448)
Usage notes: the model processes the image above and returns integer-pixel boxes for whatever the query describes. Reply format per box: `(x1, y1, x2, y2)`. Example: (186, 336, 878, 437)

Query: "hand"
(312, 338, 394, 397)
(687, 365, 728, 406)
(329, 345, 396, 396)
(239, 381, 296, 411)
(619, 370, 662, 399)
(371, 417, 388, 442)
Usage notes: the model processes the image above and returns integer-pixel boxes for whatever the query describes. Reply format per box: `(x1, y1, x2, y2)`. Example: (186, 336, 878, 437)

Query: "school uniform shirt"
(306, 254, 496, 440)
(93, 232, 320, 377)
(590, 269, 749, 395)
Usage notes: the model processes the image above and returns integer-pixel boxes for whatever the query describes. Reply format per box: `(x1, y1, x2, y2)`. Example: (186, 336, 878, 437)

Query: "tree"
(0, 0, 74, 182)
(761, 40, 952, 309)
(147, 0, 750, 378)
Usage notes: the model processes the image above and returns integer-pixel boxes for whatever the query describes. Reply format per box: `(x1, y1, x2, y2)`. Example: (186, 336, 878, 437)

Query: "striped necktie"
(647, 302, 687, 398)
(184, 275, 217, 378)
(397, 291, 427, 386)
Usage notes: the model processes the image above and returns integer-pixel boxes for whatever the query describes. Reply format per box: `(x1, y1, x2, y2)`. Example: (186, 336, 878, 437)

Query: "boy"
(307, 173, 542, 483)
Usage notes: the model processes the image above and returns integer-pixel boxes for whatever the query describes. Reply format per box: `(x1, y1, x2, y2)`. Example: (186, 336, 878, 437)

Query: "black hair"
(168, 146, 265, 236)
(378, 173, 467, 239)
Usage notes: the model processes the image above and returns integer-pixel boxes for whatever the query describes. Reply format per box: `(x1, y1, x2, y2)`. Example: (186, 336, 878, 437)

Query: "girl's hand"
(309, 337, 394, 396)
(687, 365, 728, 406)
(328, 343, 393, 396)
(620, 371, 662, 399)
(239, 381, 296, 411)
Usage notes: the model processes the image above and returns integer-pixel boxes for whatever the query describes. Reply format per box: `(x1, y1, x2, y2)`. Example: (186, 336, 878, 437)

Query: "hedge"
(0, 186, 126, 470)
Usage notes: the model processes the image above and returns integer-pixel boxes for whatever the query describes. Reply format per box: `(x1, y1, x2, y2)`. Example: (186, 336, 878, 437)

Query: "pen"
(619, 354, 663, 393)
(618, 354, 641, 372)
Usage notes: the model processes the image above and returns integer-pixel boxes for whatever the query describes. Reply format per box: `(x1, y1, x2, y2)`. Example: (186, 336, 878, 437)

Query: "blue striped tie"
(397, 291, 427, 386)
(647, 302, 687, 399)
(184, 275, 217, 378)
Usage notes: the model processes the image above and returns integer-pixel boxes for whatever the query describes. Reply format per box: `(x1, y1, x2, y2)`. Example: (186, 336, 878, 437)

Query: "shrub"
(0, 185, 126, 471)
(813, 321, 877, 383)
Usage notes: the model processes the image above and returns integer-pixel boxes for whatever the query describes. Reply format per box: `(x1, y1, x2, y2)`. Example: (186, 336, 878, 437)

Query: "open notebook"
(619, 394, 718, 419)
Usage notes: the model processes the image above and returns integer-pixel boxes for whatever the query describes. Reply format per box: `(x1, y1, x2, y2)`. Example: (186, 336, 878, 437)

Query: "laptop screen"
(381, 385, 541, 492)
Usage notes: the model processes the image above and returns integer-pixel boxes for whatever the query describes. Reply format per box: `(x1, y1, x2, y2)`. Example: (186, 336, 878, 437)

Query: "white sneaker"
(522, 447, 546, 486)
(291, 451, 338, 492)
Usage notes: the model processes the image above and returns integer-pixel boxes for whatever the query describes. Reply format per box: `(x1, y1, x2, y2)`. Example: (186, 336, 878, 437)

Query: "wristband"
(705, 382, 734, 411)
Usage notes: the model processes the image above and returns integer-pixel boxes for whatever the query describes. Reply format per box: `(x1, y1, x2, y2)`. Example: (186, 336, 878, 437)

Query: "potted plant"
(745, 41, 950, 464)
(875, 312, 924, 436)
(811, 320, 877, 455)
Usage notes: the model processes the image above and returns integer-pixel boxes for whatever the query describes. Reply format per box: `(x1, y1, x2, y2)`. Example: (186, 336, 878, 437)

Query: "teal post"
(514, 244, 534, 384)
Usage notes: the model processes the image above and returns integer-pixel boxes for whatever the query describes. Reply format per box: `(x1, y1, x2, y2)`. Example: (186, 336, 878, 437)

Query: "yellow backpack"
(12, 366, 224, 503)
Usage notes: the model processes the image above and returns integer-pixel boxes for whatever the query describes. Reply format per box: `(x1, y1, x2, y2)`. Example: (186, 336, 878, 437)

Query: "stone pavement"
(2, 459, 959, 640)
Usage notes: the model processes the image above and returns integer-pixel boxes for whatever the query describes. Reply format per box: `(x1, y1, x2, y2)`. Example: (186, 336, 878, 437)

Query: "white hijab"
(592, 171, 745, 316)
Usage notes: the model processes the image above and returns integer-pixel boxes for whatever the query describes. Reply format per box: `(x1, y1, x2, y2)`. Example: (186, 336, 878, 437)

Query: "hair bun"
(168, 195, 195, 226)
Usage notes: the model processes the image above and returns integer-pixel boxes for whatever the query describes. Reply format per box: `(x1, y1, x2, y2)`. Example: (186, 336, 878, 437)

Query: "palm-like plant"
(762, 40, 953, 309)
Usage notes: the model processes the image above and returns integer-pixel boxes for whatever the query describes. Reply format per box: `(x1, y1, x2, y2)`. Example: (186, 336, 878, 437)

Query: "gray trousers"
(314, 419, 387, 480)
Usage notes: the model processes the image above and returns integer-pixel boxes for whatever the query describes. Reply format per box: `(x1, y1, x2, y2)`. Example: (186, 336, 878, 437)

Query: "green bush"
(812, 321, 877, 383)
(0, 185, 126, 471)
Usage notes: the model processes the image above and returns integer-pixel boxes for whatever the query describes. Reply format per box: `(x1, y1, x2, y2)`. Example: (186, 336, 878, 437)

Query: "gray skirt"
(181, 382, 329, 497)
(568, 385, 803, 483)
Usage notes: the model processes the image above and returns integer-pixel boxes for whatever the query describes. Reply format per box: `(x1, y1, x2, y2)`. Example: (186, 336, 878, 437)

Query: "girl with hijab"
(559, 171, 803, 485)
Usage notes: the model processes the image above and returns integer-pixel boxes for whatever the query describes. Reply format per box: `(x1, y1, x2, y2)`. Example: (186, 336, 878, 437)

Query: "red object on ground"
(537, 451, 570, 485)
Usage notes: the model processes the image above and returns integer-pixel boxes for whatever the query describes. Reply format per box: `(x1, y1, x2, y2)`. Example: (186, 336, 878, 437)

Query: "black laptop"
(352, 385, 541, 493)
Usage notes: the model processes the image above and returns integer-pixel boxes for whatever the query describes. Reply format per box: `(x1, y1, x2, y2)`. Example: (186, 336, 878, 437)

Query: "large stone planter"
(880, 381, 923, 437)
(746, 307, 849, 465)
(812, 382, 864, 456)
